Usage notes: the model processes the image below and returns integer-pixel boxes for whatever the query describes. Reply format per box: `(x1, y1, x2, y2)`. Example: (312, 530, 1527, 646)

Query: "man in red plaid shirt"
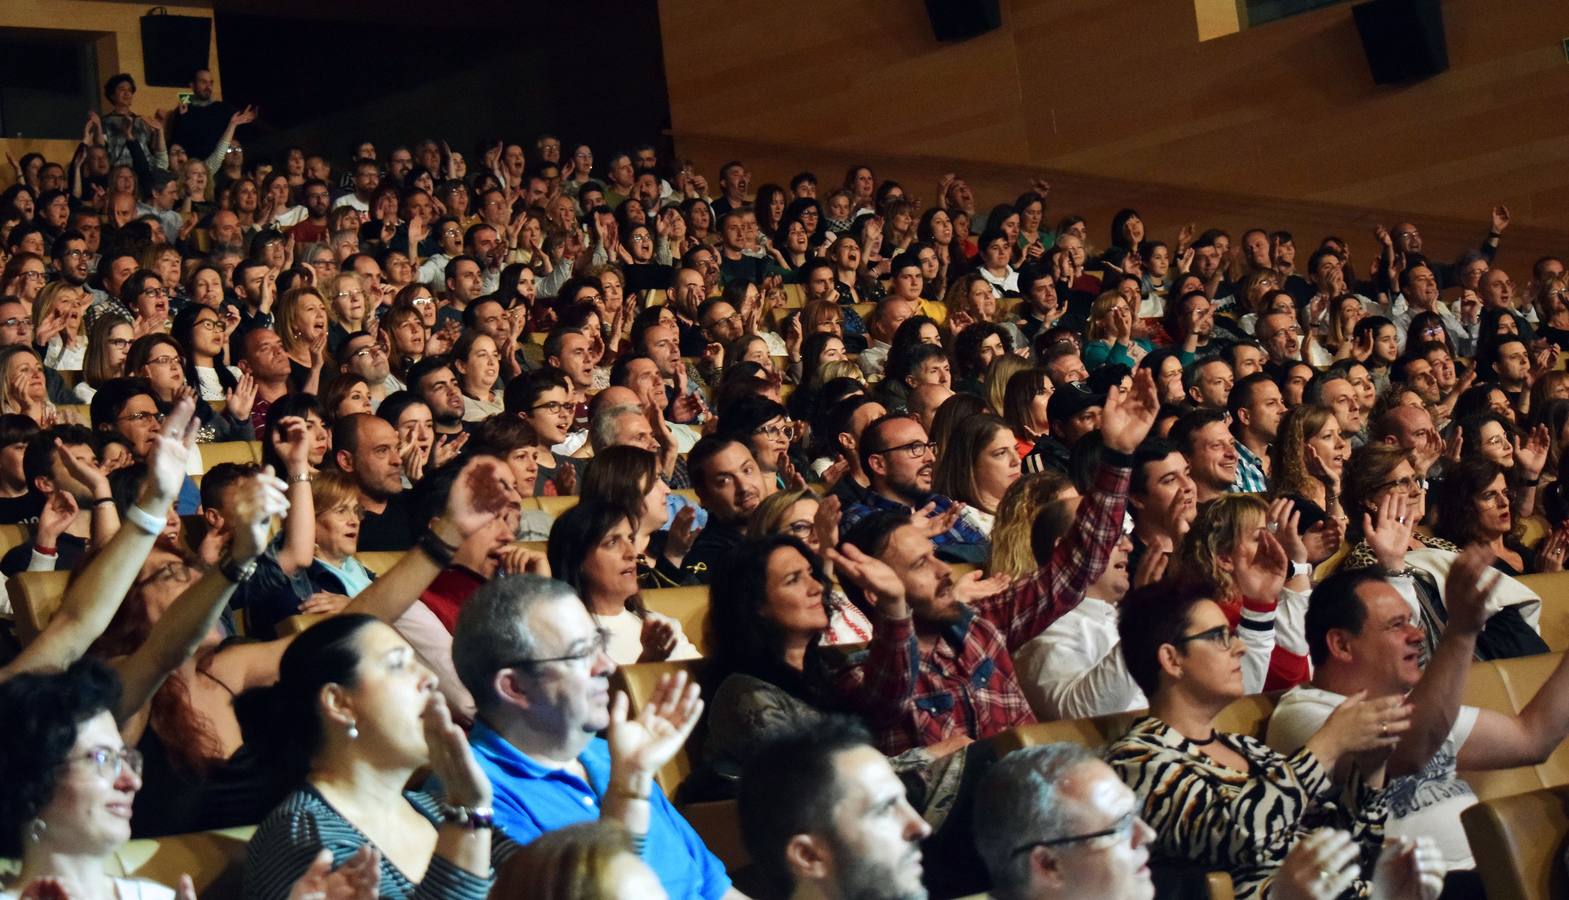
(841, 368, 1162, 755)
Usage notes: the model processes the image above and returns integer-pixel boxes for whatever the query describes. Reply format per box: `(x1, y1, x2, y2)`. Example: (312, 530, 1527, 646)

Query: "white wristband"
(1290, 561, 1313, 581)
(124, 502, 166, 535)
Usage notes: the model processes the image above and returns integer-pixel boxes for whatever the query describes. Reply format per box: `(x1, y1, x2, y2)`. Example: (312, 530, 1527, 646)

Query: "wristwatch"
(218, 554, 258, 583)
(440, 804, 495, 830)
(1290, 561, 1313, 581)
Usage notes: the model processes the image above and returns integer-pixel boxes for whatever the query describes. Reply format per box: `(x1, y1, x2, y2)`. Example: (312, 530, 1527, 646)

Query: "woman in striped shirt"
(240, 614, 511, 899)
(1106, 579, 1410, 900)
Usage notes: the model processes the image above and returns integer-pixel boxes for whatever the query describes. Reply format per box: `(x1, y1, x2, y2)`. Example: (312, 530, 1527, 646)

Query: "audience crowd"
(4, 64, 1569, 898)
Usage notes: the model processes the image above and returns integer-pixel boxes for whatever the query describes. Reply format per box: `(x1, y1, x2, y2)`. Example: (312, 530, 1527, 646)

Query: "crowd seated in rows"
(2, 63, 1568, 898)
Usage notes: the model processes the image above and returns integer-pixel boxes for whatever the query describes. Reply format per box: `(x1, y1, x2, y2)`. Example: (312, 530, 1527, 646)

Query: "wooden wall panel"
(661, 0, 1569, 229)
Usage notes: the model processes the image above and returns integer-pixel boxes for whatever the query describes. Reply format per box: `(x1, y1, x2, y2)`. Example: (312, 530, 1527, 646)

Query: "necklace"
(1188, 731, 1222, 747)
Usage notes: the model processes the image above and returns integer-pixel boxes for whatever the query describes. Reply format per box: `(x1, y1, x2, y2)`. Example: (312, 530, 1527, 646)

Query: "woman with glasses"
(1107, 578, 1407, 900)
(119, 270, 171, 334)
(76, 315, 135, 403)
(127, 333, 253, 442)
(1435, 456, 1554, 577)
(0, 252, 47, 306)
(1340, 444, 1548, 661)
(546, 499, 697, 666)
(717, 396, 796, 491)
(172, 303, 239, 403)
(0, 661, 200, 898)
(325, 272, 371, 354)
(239, 615, 508, 899)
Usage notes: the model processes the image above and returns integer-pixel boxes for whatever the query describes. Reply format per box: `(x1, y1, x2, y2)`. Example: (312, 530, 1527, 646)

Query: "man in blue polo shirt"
(450, 573, 737, 900)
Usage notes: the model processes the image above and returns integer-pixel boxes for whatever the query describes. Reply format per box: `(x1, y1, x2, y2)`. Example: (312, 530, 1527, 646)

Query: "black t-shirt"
(358, 491, 417, 552)
(0, 492, 43, 526)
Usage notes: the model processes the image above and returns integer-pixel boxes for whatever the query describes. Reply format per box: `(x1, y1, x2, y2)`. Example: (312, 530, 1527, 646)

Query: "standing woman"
(274, 285, 329, 394)
(546, 500, 698, 666)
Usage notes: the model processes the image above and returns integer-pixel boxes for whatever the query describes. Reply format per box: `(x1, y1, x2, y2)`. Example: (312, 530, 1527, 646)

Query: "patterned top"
(870, 454, 1132, 754)
(842, 491, 989, 550)
(244, 787, 505, 900)
(1106, 716, 1387, 900)
(1230, 440, 1270, 494)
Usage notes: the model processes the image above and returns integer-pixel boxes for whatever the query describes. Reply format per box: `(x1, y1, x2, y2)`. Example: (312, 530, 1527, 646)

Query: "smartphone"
(177, 91, 193, 105)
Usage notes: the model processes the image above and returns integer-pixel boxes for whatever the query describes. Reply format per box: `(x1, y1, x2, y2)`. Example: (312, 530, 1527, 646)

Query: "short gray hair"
(588, 403, 644, 454)
(451, 574, 576, 714)
(972, 743, 1100, 899)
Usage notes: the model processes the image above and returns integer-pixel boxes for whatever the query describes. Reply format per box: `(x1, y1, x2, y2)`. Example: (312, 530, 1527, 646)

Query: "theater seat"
(1516, 572, 1569, 651)
(609, 658, 709, 793)
(643, 586, 710, 656)
(0, 523, 29, 560)
(1460, 784, 1569, 900)
(276, 613, 327, 636)
(9, 570, 71, 644)
(990, 693, 1280, 756)
(113, 826, 254, 896)
(357, 550, 406, 576)
(536, 495, 578, 518)
(197, 441, 259, 472)
(681, 799, 750, 873)
(1459, 652, 1569, 802)
(780, 284, 805, 308)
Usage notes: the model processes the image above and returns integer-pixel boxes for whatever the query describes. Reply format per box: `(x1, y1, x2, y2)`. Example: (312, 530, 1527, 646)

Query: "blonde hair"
(749, 487, 817, 538)
(275, 285, 325, 356)
(491, 821, 640, 900)
(817, 359, 865, 385)
(1086, 290, 1127, 341)
(1178, 494, 1269, 600)
(984, 354, 1031, 417)
(986, 470, 1076, 578)
(32, 281, 85, 345)
(325, 272, 368, 332)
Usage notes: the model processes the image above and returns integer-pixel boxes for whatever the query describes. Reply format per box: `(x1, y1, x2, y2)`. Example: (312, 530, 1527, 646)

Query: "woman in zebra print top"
(1105, 579, 1413, 899)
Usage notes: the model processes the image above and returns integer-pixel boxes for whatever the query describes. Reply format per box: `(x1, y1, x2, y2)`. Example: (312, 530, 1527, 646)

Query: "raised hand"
(1234, 528, 1289, 601)
(663, 505, 700, 568)
(1513, 424, 1550, 479)
(1132, 545, 1168, 588)
(1443, 542, 1499, 635)
(1100, 367, 1160, 453)
(637, 613, 680, 662)
(226, 371, 258, 424)
(607, 670, 703, 780)
(432, 432, 469, 469)
(422, 691, 492, 808)
(431, 456, 518, 546)
(34, 490, 79, 549)
(1307, 690, 1412, 771)
(1363, 490, 1414, 574)
(493, 542, 550, 577)
(1539, 527, 1569, 574)
(1491, 204, 1511, 234)
(819, 457, 850, 491)
(228, 467, 291, 563)
(914, 499, 963, 539)
(271, 415, 314, 478)
(952, 568, 1011, 603)
(825, 542, 909, 617)
(812, 493, 842, 551)
(1301, 516, 1345, 565)
(141, 396, 199, 508)
(230, 105, 259, 127)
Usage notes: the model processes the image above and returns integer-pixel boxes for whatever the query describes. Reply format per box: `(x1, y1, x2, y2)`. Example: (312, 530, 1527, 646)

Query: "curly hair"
(1178, 494, 1269, 602)
(0, 659, 124, 856)
(1270, 404, 1336, 499)
(987, 470, 1077, 579)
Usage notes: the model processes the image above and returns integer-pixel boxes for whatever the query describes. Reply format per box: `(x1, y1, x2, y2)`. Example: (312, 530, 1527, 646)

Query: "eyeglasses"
(147, 354, 184, 367)
(531, 400, 574, 415)
(105, 337, 131, 349)
(704, 312, 741, 330)
(18, 271, 46, 282)
(508, 628, 612, 668)
(1011, 811, 1138, 856)
(336, 290, 367, 300)
(140, 287, 169, 298)
(1171, 624, 1239, 651)
(869, 440, 937, 459)
(752, 421, 794, 439)
(1376, 475, 1428, 496)
(67, 746, 144, 780)
(411, 297, 435, 307)
(1481, 432, 1510, 450)
(118, 411, 165, 425)
(61, 249, 87, 259)
(351, 345, 386, 360)
(195, 319, 226, 332)
(0, 317, 31, 330)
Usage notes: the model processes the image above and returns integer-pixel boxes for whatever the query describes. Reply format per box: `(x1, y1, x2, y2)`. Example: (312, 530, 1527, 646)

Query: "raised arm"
(0, 397, 199, 682)
(825, 543, 918, 723)
(1389, 544, 1493, 777)
(111, 469, 289, 721)
(271, 416, 317, 575)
